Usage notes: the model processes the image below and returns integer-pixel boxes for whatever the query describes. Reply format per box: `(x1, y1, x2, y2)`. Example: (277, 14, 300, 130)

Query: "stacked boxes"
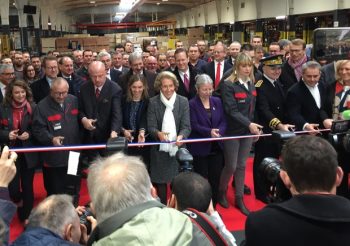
(187, 27, 204, 46)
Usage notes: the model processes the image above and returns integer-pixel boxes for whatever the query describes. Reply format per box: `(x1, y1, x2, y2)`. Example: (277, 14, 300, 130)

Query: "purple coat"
(188, 95, 227, 156)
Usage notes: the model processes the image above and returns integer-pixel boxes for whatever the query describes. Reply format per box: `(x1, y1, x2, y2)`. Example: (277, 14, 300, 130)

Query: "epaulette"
(255, 80, 263, 88)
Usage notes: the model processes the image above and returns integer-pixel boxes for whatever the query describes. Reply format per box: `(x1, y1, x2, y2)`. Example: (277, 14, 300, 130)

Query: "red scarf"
(11, 100, 32, 130)
(288, 55, 307, 81)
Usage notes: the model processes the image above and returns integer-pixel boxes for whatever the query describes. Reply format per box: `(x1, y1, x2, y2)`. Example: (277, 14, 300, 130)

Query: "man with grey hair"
(286, 61, 332, 132)
(87, 152, 194, 245)
(0, 64, 15, 101)
(118, 52, 156, 97)
(97, 51, 122, 83)
(32, 77, 80, 196)
(12, 194, 83, 245)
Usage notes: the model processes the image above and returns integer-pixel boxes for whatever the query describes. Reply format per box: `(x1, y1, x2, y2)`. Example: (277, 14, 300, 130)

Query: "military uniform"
(253, 55, 288, 203)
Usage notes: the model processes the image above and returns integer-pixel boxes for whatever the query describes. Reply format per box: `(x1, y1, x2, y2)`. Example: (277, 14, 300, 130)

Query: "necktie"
(184, 73, 190, 92)
(95, 88, 100, 99)
(215, 62, 221, 89)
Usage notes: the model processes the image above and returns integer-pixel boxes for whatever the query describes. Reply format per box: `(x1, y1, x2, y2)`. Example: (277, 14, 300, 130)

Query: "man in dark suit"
(188, 45, 207, 73)
(226, 41, 241, 66)
(254, 55, 294, 203)
(31, 56, 59, 103)
(171, 48, 198, 100)
(0, 64, 15, 102)
(79, 61, 122, 159)
(280, 39, 308, 93)
(112, 51, 129, 74)
(286, 61, 333, 132)
(58, 56, 84, 96)
(97, 51, 122, 84)
(118, 52, 156, 97)
(320, 61, 336, 86)
(202, 43, 232, 90)
(76, 50, 93, 82)
(245, 135, 350, 246)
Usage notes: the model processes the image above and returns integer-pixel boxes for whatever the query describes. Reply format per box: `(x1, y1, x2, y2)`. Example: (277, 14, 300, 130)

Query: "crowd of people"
(0, 35, 350, 245)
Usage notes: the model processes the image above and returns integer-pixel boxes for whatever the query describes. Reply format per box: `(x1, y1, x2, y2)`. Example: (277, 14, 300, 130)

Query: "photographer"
(86, 152, 197, 245)
(169, 172, 236, 246)
(245, 135, 350, 246)
(12, 194, 84, 245)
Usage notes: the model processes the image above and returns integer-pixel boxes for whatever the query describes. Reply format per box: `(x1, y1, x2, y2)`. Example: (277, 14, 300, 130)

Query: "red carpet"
(9, 157, 265, 242)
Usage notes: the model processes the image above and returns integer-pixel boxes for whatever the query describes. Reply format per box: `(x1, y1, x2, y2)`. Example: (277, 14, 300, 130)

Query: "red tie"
(95, 88, 100, 99)
(215, 62, 221, 89)
(184, 73, 190, 92)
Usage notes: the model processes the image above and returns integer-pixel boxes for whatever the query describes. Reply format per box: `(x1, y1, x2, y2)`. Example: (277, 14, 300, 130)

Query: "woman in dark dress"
(0, 80, 38, 221)
(121, 74, 150, 167)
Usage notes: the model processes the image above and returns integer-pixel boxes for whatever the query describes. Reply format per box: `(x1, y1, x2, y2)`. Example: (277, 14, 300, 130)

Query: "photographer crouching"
(244, 135, 350, 246)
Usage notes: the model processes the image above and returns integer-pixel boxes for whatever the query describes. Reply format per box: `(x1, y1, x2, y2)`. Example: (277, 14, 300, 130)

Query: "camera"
(328, 120, 350, 152)
(176, 148, 193, 172)
(258, 130, 295, 203)
(79, 205, 94, 234)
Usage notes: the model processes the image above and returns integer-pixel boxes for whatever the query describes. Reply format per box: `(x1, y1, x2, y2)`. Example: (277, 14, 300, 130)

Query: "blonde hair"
(335, 60, 350, 82)
(227, 52, 255, 82)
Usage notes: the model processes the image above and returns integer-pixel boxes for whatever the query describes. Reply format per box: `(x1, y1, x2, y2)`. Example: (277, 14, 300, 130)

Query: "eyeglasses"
(53, 91, 68, 96)
(46, 66, 58, 70)
(1, 73, 15, 76)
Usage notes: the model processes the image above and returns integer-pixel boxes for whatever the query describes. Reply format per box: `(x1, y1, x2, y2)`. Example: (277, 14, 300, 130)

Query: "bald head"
(89, 61, 107, 87)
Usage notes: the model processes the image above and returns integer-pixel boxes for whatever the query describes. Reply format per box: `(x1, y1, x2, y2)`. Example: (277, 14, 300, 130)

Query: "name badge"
(53, 123, 62, 130)
(238, 99, 246, 103)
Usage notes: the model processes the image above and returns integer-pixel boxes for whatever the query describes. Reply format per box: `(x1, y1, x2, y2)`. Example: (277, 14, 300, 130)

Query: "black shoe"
(244, 185, 251, 195)
(218, 192, 229, 208)
(256, 195, 269, 204)
(235, 197, 250, 216)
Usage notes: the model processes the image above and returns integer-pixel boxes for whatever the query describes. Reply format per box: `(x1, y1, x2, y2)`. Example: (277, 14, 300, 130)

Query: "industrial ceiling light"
(90, 1, 95, 3)
(276, 15, 286, 20)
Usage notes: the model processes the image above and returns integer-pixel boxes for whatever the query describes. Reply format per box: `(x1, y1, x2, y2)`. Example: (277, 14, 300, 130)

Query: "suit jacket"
(30, 77, 51, 103)
(202, 60, 233, 89)
(255, 76, 287, 133)
(172, 65, 198, 100)
(113, 66, 129, 74)
(286, 80, 331, 130)
(245, 194, 350, 246)
(109, 69, 122, 84)
(79, 79, 122, 143)
(58, 72, 84, 96)
(187, 96, 226, 156)
(118, 69, 156, 98)
(320, 61, 336, 86)
(147, 94, 191, 142)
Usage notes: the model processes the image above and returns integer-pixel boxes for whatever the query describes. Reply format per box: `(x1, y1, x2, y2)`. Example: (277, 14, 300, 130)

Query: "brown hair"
(126, 74, 149, 101)
(4, 79, 33, 105)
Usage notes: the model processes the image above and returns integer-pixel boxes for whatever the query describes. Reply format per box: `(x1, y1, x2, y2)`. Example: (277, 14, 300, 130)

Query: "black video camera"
(328, 120, 350, 152)
(176, 148, 193, 172)
(259, 130, 295, 203)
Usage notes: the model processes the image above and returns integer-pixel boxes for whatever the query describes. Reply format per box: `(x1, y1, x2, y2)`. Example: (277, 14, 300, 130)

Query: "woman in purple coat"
(188, 74, 227, 206)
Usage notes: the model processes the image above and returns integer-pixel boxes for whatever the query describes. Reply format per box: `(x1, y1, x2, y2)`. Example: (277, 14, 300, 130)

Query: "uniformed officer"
(253, 55, 294, 203)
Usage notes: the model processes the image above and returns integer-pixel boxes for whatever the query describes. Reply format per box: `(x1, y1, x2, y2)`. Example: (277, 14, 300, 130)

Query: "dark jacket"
(109, 69, 122, 85)
(219, 79, 257, 136)
(286, 80, 331, 130)
(32, 95, 80, 167)
(187, 96, 226, 156)
(245, 194, 350, 246)
(11, 227, 79, 246)
(202, 60, 233, 89)
(0, 188, 16, 246)
(0, 103, 39, 168)
(79, 79, 122, 143)
(118, 69, 156, 98)
(172, 65, 198, 100)
(57, 72, 85, 96)
(255, 76, 287, 133)
(121, 97, 149, 141)
(30, 77, 51, 103)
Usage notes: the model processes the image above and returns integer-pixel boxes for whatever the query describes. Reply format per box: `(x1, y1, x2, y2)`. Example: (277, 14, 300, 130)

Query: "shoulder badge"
(255, 80, 263, 88)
